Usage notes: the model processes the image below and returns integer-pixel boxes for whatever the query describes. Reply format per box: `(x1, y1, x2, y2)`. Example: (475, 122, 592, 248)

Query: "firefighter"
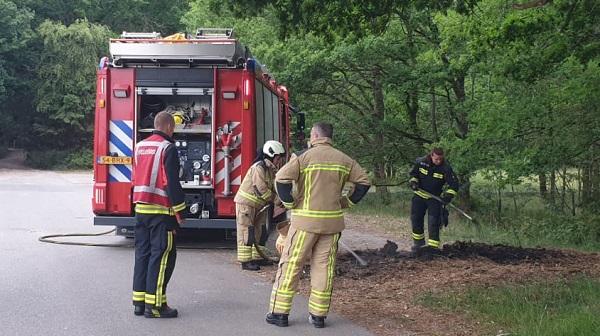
(234, 140, 286, 271)
(131, 111, 186, 318)
(408, 147, 459, 252)
(266, 122, 371, 329)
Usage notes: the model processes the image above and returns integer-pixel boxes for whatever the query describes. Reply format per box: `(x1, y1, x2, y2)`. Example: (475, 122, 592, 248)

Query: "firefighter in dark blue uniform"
(409, 148, 459, 251)
(132, 112, 186, 318)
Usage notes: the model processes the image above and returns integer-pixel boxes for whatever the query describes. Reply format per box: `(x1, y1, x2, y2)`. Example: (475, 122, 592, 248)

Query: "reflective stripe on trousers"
(269, 227, 340, 316)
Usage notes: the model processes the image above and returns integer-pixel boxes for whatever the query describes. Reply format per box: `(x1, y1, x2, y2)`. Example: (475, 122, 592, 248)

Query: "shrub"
(0, 145, 8, 159)
(26, 148, 93, 170)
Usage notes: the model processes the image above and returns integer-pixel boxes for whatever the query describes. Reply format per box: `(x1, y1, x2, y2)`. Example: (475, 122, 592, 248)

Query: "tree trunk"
(539, 172, 547, 199)
(497, 185, 502, 216)
(451, 75, 469, 139)
(406, 90, 419, 137)
(457, 174, 471, 210)
(430, 86, 439, 142)
(561, 167, 567, 212)
(371, 66, 388, 199)
(550, 170, 557, 205)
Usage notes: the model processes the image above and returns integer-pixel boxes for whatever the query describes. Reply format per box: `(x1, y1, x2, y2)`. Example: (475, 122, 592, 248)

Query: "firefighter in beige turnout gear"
(266, 122, 371, 329)
(234, 140, 285, 271)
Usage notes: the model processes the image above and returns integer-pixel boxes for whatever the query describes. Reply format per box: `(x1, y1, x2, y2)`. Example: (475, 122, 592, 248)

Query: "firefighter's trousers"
(269, 225, 341, 317)
(235, 203, 268, 262)
(132, 214, 177, 309)
(410, 195, 442, 248)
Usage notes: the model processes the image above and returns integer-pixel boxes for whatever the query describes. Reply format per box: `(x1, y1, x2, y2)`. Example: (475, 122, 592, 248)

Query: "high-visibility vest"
(132, 134, 172, 208)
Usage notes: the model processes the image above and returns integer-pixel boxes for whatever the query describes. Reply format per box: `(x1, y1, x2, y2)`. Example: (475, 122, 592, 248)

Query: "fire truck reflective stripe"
(108, 120, 133, 182)
(113, 164, 132, 180)
(155, 231, 173, 307)
(215, 122, 242, 186)
(95, 188, 104, 204)
(133, 186, 168, 197)
(112, 120, 133, 140)
(109, 165, 132, 182)
(215, 153, 242, 184)
(109, 133, 132, 157)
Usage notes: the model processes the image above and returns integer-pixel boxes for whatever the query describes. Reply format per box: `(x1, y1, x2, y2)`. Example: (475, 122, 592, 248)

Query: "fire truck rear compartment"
(137, 86, 221, 224)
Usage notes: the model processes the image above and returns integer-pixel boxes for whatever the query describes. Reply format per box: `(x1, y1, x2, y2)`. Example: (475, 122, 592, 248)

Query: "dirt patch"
(331, 242, 600, 336)
(257, 238, 600, 336)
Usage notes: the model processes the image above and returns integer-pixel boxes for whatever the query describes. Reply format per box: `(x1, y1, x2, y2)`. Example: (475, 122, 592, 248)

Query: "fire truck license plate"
(98, 156, 132, 164)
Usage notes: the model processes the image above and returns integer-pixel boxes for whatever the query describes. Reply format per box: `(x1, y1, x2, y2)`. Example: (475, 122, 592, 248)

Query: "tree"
(0, 0, 35, 146)
(34, 19, 113, 149)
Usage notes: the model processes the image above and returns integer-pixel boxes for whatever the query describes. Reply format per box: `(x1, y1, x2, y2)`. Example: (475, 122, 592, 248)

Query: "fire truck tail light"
(243, 101, 249, 110)
(113, 85, 130, 98)
(244, 79, 250, 96)
(98, 99, 105, 108)
(222, 91, 236, 99)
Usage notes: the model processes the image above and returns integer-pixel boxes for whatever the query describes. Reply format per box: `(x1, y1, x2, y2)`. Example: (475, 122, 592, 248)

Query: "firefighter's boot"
(134, 305, 144, 316)
(242, 261, 260, 271)
(266, 312, 289, 327)
(411, 239, 426, 253)
(308, 313, 326, 328)
(255, 258, 274, 266)
(144, 304, 178, 318)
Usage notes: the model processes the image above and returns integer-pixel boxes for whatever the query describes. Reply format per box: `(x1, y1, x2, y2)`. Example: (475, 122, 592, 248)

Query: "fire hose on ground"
(38, 230, 237, 250)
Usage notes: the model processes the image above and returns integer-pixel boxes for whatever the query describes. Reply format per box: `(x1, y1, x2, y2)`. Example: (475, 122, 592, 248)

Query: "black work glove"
(409, 180, 419, 191)
(441, 191, 453, 204)
(441, 206, 449, 227)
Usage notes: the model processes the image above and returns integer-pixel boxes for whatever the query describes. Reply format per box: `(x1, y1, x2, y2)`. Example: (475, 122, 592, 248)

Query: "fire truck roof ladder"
(196, 28, 234, 39)
(120, 31, 162, 39)
(110, 28, 247, 68)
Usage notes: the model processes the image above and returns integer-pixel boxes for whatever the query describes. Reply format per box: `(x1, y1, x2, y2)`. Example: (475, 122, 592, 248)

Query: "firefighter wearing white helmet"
(233, 140, 286, 271)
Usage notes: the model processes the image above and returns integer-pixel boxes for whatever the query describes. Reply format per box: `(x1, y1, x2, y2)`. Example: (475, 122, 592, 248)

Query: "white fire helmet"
(263, 140, 285, 158)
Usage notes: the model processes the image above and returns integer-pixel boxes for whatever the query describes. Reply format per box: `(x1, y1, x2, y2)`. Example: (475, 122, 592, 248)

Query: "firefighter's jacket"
(234, 159, 278, 209)
(409, 155, 459, 199)
(275, 137, 371, 234)
(133, 131, 186, 217)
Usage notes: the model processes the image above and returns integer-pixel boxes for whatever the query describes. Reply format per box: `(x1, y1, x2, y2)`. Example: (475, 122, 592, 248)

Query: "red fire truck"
(92, 29, 302, 235)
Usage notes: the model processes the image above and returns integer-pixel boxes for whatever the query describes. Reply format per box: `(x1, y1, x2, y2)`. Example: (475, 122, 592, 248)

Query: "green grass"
(419, 277, 600, 336)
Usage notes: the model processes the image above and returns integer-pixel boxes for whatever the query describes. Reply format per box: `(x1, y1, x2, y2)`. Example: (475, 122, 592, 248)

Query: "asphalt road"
(0, 169, 372, 336)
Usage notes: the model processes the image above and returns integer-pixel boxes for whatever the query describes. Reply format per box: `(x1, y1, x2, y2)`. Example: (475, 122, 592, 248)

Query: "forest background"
(1, 0, 599, 248)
